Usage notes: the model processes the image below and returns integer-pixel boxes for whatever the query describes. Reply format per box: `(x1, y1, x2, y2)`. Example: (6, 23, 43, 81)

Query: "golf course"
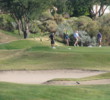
(1, 0, 110, 99)
(0, 31, 110, 100)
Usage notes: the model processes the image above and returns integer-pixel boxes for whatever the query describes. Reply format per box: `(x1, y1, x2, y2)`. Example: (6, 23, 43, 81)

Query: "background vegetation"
(0, 0, 110, 45)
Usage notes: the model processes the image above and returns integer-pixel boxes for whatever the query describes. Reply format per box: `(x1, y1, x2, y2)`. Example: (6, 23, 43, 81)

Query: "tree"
(67, 0, 110, 19)
(0, 0, 54, 38)
(89, 0, 110, 19)
(53, 0, 69, 14)
(68, 0, 90, 17)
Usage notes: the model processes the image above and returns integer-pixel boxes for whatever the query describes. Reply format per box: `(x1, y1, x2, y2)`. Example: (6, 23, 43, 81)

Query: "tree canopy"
(0, 0, 54, 38)
(55, 0, 110, 19)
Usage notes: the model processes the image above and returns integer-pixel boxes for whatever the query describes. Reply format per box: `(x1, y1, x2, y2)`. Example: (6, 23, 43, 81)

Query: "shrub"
(75, 16, 99, 38)
(98, 14, 110, 45)
(29, 20, 41, 33)
(70, 31, 97, 46)
(76, 16, 93, 30)
(0, 14, 15, 31)
(44, 20, 58, 32)
(66, 17, 78, 30)
(86, 21, 100, 38)
(54, 14, 64, 24)
(40, 10, 54, 21)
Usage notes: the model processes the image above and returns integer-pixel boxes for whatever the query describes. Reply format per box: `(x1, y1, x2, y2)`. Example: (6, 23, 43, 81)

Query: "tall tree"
(0, 0, 54, 38)
(68, 0, 110, 19)
(89, 0, 110, 19)
(68, 0, 90, 17)
(53, 0, 70, 14)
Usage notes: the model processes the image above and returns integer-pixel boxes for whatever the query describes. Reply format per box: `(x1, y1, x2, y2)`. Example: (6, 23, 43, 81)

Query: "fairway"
(0, 40, 110, 71)
(0, 82, 110, 100)
(1, 0, 110, 99)
(0, 40, 110, 100)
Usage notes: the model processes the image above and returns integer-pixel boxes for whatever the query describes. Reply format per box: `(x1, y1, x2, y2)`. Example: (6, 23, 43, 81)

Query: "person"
(64, 31, 70, 46)
(49, 32, 55, 48)
(97, 32, 102, 47)
(73, 31, 80, 46)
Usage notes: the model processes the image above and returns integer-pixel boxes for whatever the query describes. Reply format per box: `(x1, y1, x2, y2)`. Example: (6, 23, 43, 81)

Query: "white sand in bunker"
(0, 70, 107, 85)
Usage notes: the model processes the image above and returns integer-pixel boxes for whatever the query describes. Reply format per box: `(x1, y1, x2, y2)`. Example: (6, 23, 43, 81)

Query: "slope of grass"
(0, 30, 22, 38)
(0, 40, 42, 49)
(0, 40, 110, 71)
(52, 72, 110, 81)
(0, 82, 110, 100)
(0, 49, 110, 71)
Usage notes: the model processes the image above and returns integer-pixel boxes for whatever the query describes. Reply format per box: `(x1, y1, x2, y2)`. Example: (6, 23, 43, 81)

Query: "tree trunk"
(23, 23, 30, 39)
(11, 14, 23, 35)
(89, 8, 96, 20)
(26, 23, 30, 36)
(23, 30, 28, 39)
(18, 20, 23, 35)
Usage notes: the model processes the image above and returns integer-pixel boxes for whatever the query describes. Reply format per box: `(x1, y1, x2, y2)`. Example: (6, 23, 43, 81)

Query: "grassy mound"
(0, 40, 40, 49)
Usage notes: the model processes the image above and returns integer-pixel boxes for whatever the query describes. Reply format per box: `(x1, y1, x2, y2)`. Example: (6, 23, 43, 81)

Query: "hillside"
(0, 32, 17, 44)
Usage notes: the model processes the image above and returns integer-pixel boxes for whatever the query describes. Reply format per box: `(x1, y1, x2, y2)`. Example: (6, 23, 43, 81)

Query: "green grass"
(52, 72, 110, 81)
(0, 82, 110, 100)
(0, 50, 110, 70)
(0, 29, 22, 38)
(0, 40, 42, 49)
(0, 40, 110, 71)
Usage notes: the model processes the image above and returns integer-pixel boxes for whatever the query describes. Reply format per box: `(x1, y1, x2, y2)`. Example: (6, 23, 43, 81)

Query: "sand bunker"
(0, 70, 109, 85)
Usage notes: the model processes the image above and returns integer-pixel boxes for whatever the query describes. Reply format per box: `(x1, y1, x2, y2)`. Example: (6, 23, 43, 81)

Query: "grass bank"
(52, 72, 110, 81)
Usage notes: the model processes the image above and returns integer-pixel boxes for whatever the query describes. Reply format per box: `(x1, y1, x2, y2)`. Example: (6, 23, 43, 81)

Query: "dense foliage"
(0, 0, 54, 38)
(0, 0, 110, 45)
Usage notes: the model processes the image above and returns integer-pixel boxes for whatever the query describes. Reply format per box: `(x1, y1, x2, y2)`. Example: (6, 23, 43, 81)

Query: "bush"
(54, 14, 64, 24)
(86, 21, 100, 38)
(56, 20, 73, 40)
(98, 14, 110, 45)
(0, 14, 15, 31)
(69, 31, 97, 46)
(40, 10, 54, 21)
(76, 16, 93, 30)
(29, 20, 41, 33)
(43, 20, 58, 32)
(66, 17, 78, 30)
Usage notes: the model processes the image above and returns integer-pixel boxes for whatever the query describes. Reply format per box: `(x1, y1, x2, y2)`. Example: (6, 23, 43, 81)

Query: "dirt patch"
(0, 70, 107, 84)
(0, 32, 17, 43)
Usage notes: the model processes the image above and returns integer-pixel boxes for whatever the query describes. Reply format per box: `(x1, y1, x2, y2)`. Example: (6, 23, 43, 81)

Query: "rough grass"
(0, 31, 17, 44)
(0, 40, 110, 71)
(52, 72, 110, 81)
(0, 82, 110, 100)
(0, 30, 22, 38)
(0, 40, 41, 49)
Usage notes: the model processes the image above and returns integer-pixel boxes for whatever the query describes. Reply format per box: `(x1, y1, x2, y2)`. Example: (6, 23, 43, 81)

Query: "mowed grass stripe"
(0, 50, 110, 70)
(0, 82, 110, 100)
(0, 40, 110, 71)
